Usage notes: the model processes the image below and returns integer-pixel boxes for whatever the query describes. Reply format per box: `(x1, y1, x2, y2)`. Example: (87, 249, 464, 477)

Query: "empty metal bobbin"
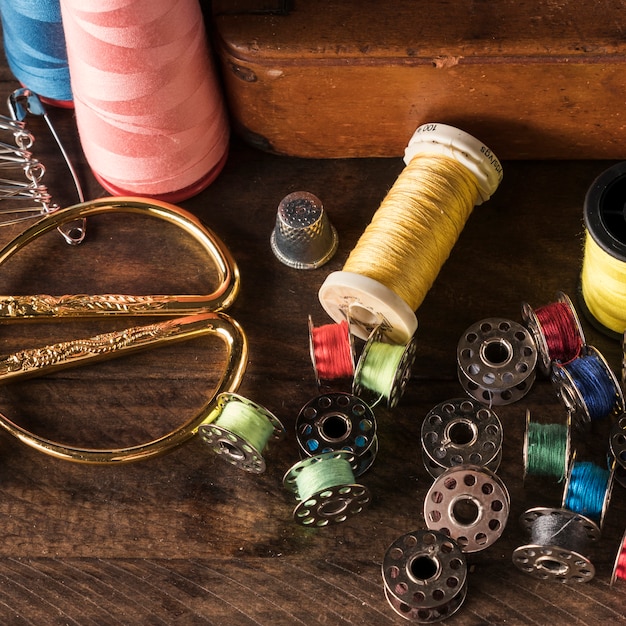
(423, 465, 510, 553)
(381, 529, 468, 622)
(282, 450, 371, 527)
(421, 397, 503, 478)
(512, 507, 600, 583)
(295, 391, 378, 476)
(457, 317, 537, 406)
(198, 392, 285, 473)
(610, 414, 626, 489)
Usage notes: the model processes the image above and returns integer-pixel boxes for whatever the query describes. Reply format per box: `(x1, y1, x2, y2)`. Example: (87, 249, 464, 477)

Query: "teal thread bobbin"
(283, 450, 371, 526)
(199, 392, 285, 473)
(523, 409, 571, 483)
(562, 459, 614, 527)
(353, 326, 417, 408)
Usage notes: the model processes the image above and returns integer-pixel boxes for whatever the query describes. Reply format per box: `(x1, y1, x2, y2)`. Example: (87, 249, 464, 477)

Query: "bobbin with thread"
(523, 409, 572, 484)
(579, 161, 626, 337)
(610, 527, 626, 585)
(562, 458, 614, 527)
(318, 123, 503, 344)
(282, 450, 370, 526)
(423, 465, 510, 553)
(551, 345, 624, 428)
(295, 392, 378, 477)
(308, 315, 355, 389)
(381, 529, 468, 623)
(421, 398, 503, 479)
(352, 325, 417, 408)
(521, 291, 585, 376)
(198, 392, 285, 474)
(512, 507, 600, 583)
(457, 317, 537, 406)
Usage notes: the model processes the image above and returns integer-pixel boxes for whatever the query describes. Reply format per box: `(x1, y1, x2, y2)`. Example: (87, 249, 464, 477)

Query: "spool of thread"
(580, 161, 626, 337)
(521, 291, 585, 376)
(421, 397, 503, 478)
(352, 326, 417, 408)
(551, 345, 624, 428)
(512, 507, 600, 583)
(423, 465, 510, 553)
(562, 459, 613, 526)
(611, 528, 626, 585)
(0, 0, 72, 106)
(457, 317, 537, 406)
(199, 392, 285, 474)
(381, 530, 468, 622)
(523, 409, 571, 483)
(318, 123, 503, 344)
(282, 450, 370, 526)
(59, 0, 230, 201)
(308, 317, 355, 386)
(295, 392, 378, 476)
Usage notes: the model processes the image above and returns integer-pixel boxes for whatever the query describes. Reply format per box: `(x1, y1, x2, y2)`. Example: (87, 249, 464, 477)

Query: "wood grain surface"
(0, 50, 625, 625)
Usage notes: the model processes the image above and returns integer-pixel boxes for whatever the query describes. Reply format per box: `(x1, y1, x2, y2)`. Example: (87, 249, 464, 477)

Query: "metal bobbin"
(381, 529, 467, 623)
(512, 507, 600, 583)
(296, 391, 378, 476)
(611, 527, 626, 586)
(423, 465, 510, 553)
(420, 398, 503, 478)
(457, 317, 537, 406)
(282, 450, 371, 527)
(551, 345, 625, 429)
(610, 414, 626, 489)
(521, 291, 585, 376)
(353, 325, 417, 408)
(198, 392, 285, 474)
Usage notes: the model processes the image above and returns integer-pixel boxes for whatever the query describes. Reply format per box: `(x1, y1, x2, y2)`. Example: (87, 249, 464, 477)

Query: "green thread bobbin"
(283, 450, 371, 526)
(353, 326, 417, 408)
(523, 409, 571, 483)
(199, 392, 285, 473)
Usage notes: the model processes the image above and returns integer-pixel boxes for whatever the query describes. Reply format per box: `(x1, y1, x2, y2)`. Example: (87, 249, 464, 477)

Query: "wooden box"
(211, 1, 626, 160)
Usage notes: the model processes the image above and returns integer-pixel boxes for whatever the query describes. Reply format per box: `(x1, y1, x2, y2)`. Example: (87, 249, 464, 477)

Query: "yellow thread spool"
(580, 162, 626, 337)
(318, 123, 503, 344)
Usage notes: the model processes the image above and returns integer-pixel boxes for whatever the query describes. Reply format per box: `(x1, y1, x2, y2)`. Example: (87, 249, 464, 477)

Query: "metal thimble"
(270, 191, 338, 269)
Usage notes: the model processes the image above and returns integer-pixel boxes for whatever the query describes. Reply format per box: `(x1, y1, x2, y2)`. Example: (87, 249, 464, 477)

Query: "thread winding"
(59, 0, 229, 200)
(564, 461, 611, 523)
(310, 320, 354, 381)
(525, 421, 569, 481)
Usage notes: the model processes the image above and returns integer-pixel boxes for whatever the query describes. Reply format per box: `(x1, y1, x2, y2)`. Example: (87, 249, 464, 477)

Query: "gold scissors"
(0, 197, 248, 464)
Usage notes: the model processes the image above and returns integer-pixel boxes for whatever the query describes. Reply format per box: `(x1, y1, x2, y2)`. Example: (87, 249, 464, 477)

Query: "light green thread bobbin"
(199, 392, 285, 473)
(283, 450, 371, 527)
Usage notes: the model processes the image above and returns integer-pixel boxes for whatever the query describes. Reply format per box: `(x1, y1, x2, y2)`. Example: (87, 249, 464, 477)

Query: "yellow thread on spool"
(319, 123, 503, 344)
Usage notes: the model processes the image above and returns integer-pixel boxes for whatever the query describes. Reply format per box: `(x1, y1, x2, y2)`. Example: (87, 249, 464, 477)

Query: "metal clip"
(2, 88, 86, 245)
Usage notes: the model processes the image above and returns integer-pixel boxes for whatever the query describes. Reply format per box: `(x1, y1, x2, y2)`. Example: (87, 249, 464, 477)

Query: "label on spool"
(318, 271, 418, 343)
(404, 123, 503, 204)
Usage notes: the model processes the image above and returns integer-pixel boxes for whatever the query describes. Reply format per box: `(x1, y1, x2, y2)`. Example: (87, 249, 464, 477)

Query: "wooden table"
(0, 61, 626, 625)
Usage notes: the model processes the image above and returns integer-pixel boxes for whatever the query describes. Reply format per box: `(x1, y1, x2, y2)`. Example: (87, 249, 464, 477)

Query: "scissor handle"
(0, 197, 240, 319)
(0, 311, 248, 463)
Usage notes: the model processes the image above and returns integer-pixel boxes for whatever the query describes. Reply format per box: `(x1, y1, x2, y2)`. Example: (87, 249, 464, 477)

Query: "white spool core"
(404, 123, 503, 204)
(318, 271, 417, 343)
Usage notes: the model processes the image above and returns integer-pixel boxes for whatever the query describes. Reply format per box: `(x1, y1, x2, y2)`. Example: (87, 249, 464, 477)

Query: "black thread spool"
(457, 317, 537, 406)
(512, 507, 600, 583)
(423, 465, 510, 553)
(421, 398, 503, 478)
(381, 529, 467, 623)
(295, 391, 378, 477)
(352, 325, 417, 409)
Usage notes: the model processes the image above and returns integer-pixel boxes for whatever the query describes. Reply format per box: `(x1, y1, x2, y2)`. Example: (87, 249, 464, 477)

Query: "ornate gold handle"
(0, 311, 248, 463)
(0, 197, 240, 319)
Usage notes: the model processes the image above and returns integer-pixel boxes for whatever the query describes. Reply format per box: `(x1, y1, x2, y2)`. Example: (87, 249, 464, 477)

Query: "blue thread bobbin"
(562, 459, 614, 528)
(423, 465, 510, 553)
(512, 507, 600, 583)
(421, 397, 503, 479)
(551, 345, 624, 429)
(382, 529, 468, 622)
(199, 392, 285, 474)
(352, 325, 417, 409)
(295, 391, 378, 477)
(457, 317, 537, 406)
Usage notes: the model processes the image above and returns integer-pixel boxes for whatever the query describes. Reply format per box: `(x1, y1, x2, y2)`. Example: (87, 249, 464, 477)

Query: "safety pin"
(3, 88, 86, 245)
